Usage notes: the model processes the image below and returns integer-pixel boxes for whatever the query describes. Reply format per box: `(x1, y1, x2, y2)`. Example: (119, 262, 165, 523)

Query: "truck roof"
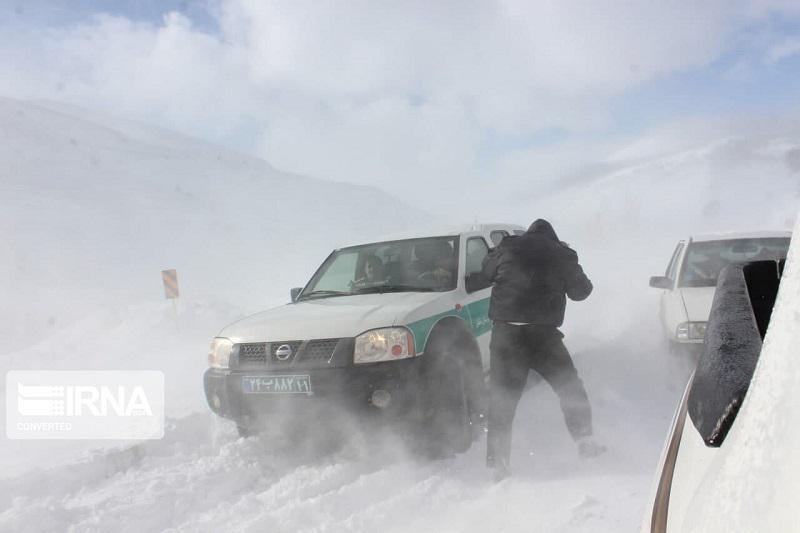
(339, 223, 525, 249)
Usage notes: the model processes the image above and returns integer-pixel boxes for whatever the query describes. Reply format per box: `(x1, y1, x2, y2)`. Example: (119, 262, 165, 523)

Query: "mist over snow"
(0, 97, 430, 355)
(473, 119, 800, 343)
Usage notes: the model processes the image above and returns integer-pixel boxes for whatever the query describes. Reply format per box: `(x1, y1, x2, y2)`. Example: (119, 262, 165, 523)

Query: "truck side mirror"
(465, 272, 492, 293)
(290, 287, 303, 302)
(649, 276, 672, 289)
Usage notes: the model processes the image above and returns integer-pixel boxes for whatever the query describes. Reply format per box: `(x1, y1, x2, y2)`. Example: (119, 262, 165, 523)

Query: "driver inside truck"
(351, 254, 386, 289)
(413, 240, 456, 288)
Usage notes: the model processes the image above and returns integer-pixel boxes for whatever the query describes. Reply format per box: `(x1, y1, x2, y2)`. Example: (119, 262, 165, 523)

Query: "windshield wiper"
(297, 290, 350, 300)
(352, 285, 435, 294)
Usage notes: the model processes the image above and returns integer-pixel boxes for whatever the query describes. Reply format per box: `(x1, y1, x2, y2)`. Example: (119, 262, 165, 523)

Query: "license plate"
(242, 375, 312, 394)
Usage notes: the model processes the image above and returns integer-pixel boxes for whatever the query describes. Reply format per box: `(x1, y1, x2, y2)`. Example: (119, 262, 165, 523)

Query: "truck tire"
(415, 330, 481, 458)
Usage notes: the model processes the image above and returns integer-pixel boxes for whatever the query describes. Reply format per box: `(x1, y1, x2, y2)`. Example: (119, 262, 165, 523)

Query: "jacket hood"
(527, 219, 559, 241)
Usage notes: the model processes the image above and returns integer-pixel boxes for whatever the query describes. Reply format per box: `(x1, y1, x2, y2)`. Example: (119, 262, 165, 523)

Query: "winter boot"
(577, 437, 606, 459)
(488, 456, 511, 482)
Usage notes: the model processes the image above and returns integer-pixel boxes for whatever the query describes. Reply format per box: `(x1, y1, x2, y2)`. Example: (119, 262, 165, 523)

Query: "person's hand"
(434, 267, 452, 282)
(417, 271, 434, 282)
(418, 268, 451, 284)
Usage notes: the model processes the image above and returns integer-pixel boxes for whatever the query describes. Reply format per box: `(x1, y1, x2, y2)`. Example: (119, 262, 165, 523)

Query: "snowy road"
(0, 302, 682, 533)
(0, 413, 640, 532)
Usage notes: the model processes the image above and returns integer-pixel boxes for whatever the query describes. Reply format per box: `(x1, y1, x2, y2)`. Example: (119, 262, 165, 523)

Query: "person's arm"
(563, 248, 593, 301)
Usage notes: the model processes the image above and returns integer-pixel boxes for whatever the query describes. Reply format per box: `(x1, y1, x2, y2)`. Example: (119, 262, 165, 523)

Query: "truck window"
(302, 236, 459, 297)
(489, 230, 508, 246)
(466, 237, 490, 275)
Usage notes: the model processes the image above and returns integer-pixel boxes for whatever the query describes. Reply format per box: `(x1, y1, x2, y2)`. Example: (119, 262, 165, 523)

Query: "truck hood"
(680, 287, 716, 323)
(218, 292, 446, 343)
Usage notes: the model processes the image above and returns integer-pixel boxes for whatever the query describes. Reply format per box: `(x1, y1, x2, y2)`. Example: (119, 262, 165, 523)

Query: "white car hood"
(680, 287, 717, 323)
(219, 292, 445, 343)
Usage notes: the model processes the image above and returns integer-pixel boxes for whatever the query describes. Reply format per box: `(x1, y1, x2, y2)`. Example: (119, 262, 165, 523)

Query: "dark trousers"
(486, 322, 593, 468)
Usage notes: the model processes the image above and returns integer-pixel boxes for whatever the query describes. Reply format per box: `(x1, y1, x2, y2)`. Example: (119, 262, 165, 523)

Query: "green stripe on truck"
(407, 297, 491, 354)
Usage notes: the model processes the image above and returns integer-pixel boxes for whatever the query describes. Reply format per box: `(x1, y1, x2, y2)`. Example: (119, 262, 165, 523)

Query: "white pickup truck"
(204, 223, 524, 455)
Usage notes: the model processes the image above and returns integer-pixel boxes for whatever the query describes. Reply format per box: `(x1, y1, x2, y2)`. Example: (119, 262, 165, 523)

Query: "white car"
(641, 249, 789, 532)
(649, 231, 790, 353)
(204, 223, 524, 454)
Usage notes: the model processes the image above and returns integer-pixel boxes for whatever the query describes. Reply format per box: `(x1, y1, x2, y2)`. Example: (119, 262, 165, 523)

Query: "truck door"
(462, 234, 493, 368)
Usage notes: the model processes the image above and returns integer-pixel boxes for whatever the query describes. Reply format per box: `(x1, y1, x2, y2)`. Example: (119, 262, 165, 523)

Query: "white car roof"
(690, 230, 792, 243)
(339, 223, 525, 249)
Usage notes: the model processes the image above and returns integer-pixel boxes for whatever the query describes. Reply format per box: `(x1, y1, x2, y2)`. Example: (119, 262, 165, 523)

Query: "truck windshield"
(299, 236, 459, 299)
(679, 237, 790, 288)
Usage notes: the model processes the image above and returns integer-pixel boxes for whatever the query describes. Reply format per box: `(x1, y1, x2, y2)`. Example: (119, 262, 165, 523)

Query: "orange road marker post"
(161, 269, 180, 332)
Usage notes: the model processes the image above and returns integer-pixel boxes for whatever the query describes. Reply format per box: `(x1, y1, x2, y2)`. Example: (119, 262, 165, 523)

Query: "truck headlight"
(208, 337, 233, 369)
(354, 327, 416, 364)
(676, 321, 707, 341)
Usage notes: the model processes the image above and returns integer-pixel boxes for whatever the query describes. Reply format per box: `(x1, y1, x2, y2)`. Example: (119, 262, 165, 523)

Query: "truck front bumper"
(204, 356, 426, 427)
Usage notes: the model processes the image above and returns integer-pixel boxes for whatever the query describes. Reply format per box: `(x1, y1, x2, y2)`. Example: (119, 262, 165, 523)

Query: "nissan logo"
(275, 344, 293, 361)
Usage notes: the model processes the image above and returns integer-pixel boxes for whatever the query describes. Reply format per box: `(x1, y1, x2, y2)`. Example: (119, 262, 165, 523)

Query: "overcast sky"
(3, 0, 800, 206)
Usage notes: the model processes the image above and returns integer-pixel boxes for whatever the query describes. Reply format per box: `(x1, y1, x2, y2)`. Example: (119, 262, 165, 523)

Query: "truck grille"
(236, 339, 341, 367)
(301, 339, 339, 362)
(238, 343, 267, 363)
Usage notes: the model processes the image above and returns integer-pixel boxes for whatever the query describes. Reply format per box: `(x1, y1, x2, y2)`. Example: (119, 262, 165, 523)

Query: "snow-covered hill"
(1, 97, 429, 354)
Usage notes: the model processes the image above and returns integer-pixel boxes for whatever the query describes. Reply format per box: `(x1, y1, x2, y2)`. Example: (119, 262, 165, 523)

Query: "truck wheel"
(460, 339, 488, 440)
(417, 339, 473, 458)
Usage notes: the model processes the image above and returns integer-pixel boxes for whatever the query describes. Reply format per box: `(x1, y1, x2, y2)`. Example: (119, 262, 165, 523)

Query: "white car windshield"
(679, 238, 790, 288)
(299, 236, 459, 299)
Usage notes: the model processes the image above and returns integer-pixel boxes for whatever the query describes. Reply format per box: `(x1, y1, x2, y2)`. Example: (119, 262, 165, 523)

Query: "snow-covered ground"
(0, 297, 681, 533)
(2, 97, 797, 532)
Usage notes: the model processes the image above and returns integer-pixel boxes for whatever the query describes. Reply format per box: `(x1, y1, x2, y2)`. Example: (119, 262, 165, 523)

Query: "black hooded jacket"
(481, 219, 593, 326)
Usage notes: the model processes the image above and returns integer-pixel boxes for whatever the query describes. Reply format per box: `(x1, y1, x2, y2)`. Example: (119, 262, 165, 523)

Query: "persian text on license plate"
(242, 375, 312, 394)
